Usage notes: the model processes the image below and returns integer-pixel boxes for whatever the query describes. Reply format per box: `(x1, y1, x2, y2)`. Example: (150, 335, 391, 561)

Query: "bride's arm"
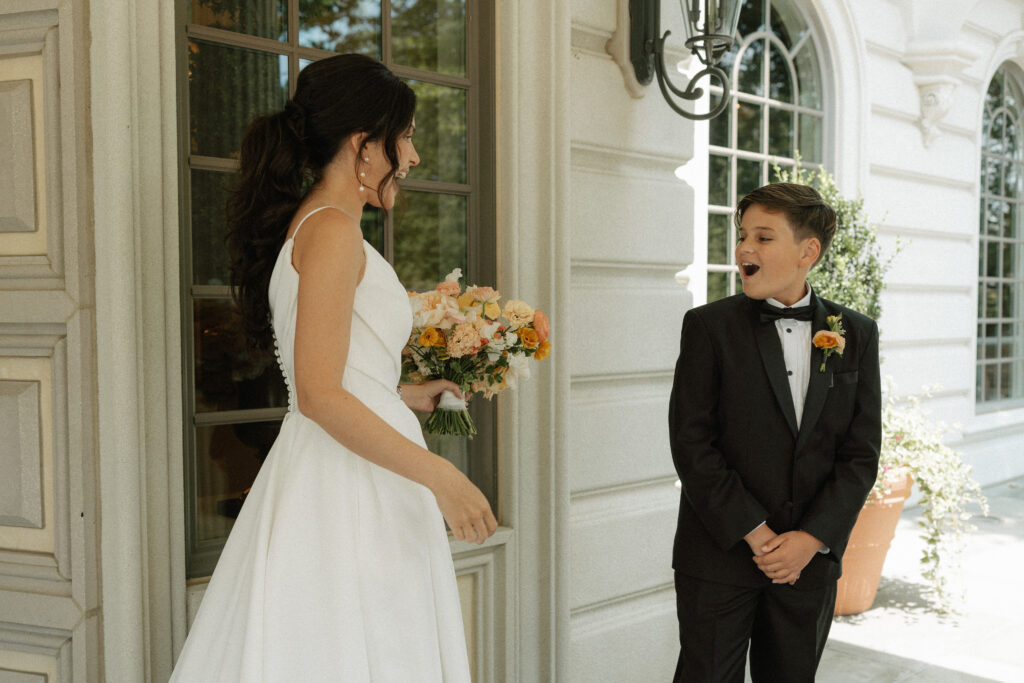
(291, 211, 496, 544)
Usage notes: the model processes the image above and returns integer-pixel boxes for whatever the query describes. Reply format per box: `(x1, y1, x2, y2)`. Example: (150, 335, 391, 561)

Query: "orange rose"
(534, 339, 551, 361)
(517, 327, 540, 349)
(418, 327, 446, 347)
(813, 330, 845, 353)
(532, 310, 550, 342)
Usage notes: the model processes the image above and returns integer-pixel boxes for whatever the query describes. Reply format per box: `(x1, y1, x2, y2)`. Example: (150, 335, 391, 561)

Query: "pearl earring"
(363, 156, 370, 162)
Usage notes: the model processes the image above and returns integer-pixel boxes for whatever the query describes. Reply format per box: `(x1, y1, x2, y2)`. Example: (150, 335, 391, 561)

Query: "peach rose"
(532, 310, 550, 342)
(447, 322, 485, 358)
(466, 285, 501, 303)
(813, 330, 845, 354)
(436, 280, 461, 297)
(502, 300, 534, 328)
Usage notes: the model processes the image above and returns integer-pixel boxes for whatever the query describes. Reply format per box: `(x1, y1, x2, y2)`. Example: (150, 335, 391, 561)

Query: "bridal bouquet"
(403, 268, 551, 437)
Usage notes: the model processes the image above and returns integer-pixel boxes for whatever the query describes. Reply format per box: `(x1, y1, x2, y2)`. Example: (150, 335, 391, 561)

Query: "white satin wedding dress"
(169, 206, 471, 682)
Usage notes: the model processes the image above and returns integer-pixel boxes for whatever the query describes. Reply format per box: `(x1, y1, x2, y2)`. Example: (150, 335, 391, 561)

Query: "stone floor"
(814, 476, 1024, 682)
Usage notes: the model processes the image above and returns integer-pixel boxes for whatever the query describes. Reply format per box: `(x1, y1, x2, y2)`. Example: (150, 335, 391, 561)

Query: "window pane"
(983, 155, 1000, 196)
(986, 283, 999, 317)
(708, 271, 730, 303)
(406, 81, 467, 184)
(392, 0, 467, 77)
(193, 420, 281, 545)
(768, 44, 793, 103)
(1004, 241, 1017, 278)
(736, 0, 765, 37)
(189, 41, 287, 158)
(1002, 282, 1016, 318)
(798, 113, 822, 164)
(191, 169, 234, 286)
(194, 299, 288, 412)
(987, 240, 1000, 278)
(1000, 362, 1013, 399)
(736, 158, 763, 199)
(736, 101, 762, 152)
(299, 3, 381, 56)
(709, 154, 731, 207)
(769, 107, 794, 157)
(794, 45, 822, 109)
(393, 191, 467, 291)
(1003, 160, 1018, 198)
(709, 97, 730, 148)
(708, 213, 731, 265)
(189, 0, 287, 41)
(737, 40, 764, 96)
(984, 363, 999, 401)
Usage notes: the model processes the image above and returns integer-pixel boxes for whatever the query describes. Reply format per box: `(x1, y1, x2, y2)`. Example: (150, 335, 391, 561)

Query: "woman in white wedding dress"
(169, 54, 497, 682)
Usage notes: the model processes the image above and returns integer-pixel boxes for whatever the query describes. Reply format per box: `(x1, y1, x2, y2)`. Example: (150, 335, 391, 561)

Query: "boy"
(669, 183, 881, 682)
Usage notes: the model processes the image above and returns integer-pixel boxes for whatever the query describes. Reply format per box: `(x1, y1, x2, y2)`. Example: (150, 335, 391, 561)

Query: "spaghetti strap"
(291, 205, 351, 242)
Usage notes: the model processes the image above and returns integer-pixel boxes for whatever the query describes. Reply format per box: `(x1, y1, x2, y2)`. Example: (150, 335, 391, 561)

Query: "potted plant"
(775, 162, 988, 614)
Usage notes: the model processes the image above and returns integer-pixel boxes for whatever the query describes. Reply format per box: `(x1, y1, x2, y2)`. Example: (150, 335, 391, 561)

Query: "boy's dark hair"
(734, 182, 837, 264)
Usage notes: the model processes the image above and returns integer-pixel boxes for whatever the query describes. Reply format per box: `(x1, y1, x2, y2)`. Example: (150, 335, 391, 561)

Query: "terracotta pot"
(834, 473, 914, 616)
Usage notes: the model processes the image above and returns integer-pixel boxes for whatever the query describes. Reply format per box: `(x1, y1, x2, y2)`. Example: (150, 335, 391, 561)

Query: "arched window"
(706, 0, 825, 301)
(978, 64, 1024, 407)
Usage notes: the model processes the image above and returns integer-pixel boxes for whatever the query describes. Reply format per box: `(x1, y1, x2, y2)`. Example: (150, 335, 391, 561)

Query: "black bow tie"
(760, 302, 815, 323)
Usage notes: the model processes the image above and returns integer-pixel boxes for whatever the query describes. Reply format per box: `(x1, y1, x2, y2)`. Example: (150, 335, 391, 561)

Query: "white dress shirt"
(764, 285, 813, 428)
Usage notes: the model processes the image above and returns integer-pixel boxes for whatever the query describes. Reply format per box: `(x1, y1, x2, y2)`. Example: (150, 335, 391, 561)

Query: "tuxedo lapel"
(796, 297, 830, 453)
(753, 304, 799, 438)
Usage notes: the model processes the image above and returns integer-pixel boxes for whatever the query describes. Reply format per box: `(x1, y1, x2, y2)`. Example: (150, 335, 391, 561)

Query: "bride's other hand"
(429, 461, 497, 545)
(400, 379, 465, 413)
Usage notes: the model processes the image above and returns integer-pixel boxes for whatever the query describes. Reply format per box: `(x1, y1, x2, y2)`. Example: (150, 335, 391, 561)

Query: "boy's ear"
(800, 237, 821, 268)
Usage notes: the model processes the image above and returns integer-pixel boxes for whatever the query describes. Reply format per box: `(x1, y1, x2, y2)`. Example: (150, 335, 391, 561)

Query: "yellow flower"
(517, 327, 540, 349)
(458, 292, 476, 309)
(483, 302, 501, 320)
(534, 339, 551, 361)
(418, 327, 445, 347)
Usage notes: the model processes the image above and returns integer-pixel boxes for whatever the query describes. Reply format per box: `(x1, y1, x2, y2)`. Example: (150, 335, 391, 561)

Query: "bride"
(169, 53, 496, 682)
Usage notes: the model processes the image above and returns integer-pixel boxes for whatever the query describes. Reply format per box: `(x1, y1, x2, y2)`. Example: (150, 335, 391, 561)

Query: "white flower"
(505, 353, 531, 389)
(504, 331, 518, 347)
(444, 267, 463, 283)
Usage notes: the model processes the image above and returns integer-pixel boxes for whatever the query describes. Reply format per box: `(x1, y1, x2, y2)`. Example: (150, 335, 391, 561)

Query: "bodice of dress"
(267, 214, 413, 412)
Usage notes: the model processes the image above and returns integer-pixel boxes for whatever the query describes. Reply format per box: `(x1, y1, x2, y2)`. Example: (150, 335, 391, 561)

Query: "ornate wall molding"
(902, 42, 979, 147)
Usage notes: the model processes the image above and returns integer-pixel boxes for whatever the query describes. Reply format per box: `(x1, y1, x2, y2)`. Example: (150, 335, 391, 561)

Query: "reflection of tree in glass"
(191, 0, 286, 40)
(195, 299, 287, 412)
(393, 191, 467, 292)
(299, 0, 381, 56)
(391, 0, 466, 76)
(189, 40, 286, 158)
(407, 81, 467, 183)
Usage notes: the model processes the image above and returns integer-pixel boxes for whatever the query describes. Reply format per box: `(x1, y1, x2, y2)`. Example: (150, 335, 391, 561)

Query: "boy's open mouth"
(740, 263, 760, 277)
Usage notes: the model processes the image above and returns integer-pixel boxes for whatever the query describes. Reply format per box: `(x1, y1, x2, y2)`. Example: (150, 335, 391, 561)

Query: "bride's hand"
(400, 379, 465, 413)
(430, 461, 497, 545)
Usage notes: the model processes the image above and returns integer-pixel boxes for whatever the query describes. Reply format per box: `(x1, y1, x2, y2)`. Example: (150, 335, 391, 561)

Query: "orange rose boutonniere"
(812, 314, 846, 373)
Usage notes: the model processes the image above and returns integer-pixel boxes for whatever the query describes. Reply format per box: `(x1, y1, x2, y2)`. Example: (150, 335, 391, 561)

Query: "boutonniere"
(812, 314, 846, 373)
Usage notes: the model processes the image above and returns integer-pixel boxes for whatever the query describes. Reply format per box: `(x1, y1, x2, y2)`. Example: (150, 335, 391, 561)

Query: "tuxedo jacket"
(669, 292, 881, 589)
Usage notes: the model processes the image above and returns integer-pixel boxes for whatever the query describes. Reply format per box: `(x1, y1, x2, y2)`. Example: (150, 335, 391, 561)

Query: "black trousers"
(672, 571, 836, 683)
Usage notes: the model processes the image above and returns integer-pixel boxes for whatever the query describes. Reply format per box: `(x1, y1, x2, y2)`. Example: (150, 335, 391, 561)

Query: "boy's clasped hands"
(744, 524, 824, 585)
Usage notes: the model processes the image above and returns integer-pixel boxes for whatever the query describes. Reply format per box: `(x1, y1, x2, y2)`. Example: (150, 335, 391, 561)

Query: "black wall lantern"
(629, 0, 742, 120)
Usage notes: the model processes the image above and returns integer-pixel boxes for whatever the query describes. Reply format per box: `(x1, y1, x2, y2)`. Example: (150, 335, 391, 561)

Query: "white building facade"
(0, 0, 1021, 681)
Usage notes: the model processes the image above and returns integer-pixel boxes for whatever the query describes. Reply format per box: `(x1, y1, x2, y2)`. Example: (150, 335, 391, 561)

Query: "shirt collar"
(765, 282, 812, 310)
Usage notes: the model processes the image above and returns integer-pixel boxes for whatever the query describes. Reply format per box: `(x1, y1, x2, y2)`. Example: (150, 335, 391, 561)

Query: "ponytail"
(226, 107, 308, 350)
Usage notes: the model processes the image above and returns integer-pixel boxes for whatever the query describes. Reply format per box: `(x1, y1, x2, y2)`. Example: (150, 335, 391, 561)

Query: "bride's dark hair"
(227, 53, 416, 350)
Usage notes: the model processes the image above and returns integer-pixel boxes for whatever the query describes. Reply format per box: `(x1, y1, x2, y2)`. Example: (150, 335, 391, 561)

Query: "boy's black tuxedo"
(669, 291, 881, 681)
(669, 291, 881, 588)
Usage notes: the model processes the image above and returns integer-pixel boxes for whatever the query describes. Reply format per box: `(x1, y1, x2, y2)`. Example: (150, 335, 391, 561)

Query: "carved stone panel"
(0, 668, 47, 683)
(0, 379, 42, 528)
(0, 79, 35, 233)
